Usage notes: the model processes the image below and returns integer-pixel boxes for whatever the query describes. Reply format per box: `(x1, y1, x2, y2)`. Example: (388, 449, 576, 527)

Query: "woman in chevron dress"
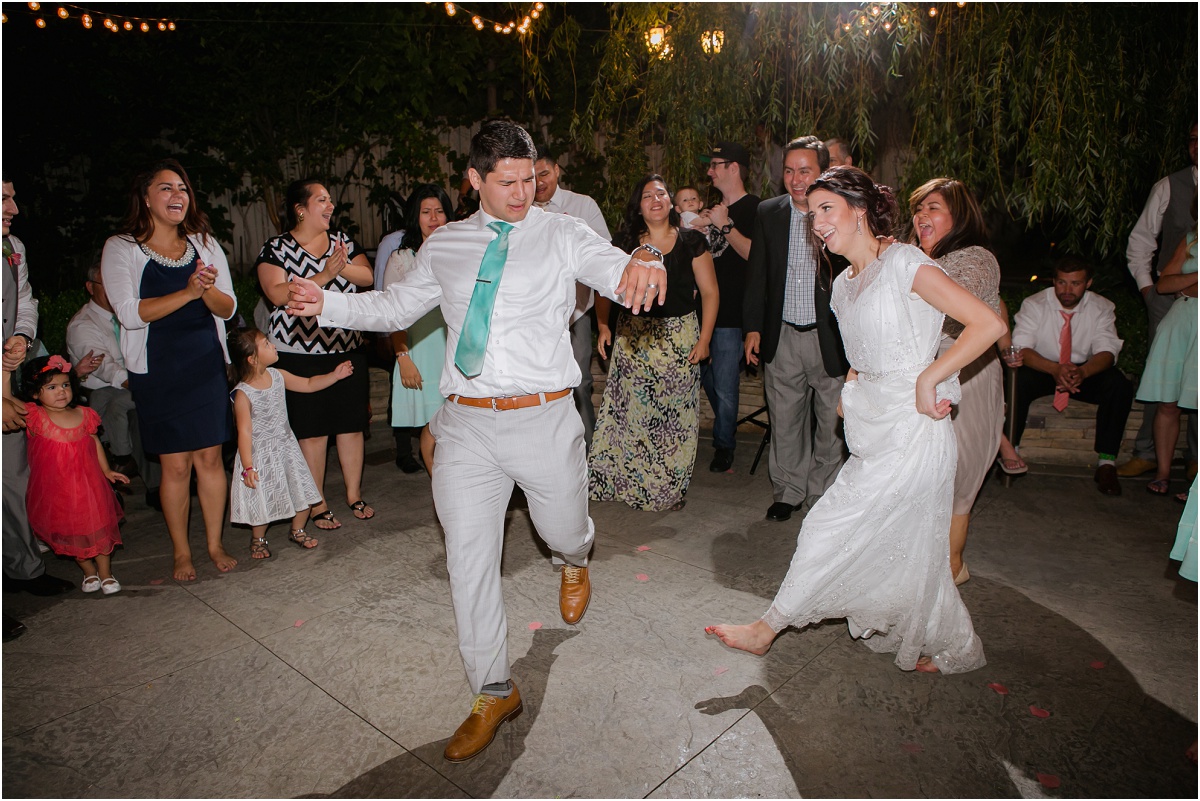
(256, 179, 376, 530)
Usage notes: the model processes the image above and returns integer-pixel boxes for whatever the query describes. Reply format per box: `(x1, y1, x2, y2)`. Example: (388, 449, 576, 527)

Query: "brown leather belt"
(447, 388, 572, 411)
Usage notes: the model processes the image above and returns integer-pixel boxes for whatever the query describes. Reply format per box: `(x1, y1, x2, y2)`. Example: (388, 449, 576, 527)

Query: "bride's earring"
(855, 215, 863, 235)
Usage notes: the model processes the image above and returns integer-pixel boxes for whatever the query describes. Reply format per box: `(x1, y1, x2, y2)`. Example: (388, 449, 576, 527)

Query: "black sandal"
(311, 508, 341, 530)
(348, 500, 375, 520)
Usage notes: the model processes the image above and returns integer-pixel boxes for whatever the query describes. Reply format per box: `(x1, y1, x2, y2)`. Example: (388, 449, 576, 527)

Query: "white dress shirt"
(1127, 165, 1198, 291)
(537, 186, 611, 322)
(1011, 287, 1124, 365)
(101, 234, 236, 373)
(66, 300, 129, 390)
(318, 206, 631, 398)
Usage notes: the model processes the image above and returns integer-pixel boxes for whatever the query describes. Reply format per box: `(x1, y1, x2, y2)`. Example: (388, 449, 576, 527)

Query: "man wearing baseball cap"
(698, 142, 760, 474)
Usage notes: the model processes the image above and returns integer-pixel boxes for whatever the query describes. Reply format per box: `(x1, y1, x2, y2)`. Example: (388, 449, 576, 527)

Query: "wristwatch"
(720, 223, 735, 235)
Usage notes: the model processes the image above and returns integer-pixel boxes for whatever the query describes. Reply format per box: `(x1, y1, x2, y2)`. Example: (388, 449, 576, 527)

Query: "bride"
(707, 167, 1005, 673)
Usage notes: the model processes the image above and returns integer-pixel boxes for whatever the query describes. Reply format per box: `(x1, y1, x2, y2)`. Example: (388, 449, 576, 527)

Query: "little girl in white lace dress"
(227, 329, 353, 558)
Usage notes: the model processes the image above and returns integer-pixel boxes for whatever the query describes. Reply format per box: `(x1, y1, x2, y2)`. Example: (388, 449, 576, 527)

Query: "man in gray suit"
(3, 179, 74, 639)
(742, 138, 849, 523)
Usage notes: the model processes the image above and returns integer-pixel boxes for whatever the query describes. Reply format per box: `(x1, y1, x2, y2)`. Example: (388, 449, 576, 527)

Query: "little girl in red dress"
(22, 355, 128, 594)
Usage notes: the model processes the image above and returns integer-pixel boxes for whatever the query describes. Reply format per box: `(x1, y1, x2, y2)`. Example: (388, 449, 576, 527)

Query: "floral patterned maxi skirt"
(588, 312, 700, 511)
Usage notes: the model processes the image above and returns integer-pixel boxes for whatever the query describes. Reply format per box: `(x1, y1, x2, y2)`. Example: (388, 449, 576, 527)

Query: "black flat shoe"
(4, 573, 75, 596)
(766, 501, 801, 522)
(3, 614, 27, 642)
(395, 452, 422, 474)
(709, 448, 735, 473)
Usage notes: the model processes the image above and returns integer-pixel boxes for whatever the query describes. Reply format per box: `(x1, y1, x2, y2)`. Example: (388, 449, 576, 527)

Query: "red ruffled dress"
(24, 403, 123, 559)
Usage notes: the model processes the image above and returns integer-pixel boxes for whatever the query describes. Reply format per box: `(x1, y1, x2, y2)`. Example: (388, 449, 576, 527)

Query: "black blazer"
(742, 195, 849, 377)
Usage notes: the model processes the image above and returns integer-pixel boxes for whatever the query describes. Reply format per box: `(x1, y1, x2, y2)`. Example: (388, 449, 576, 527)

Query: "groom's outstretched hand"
(286, 276, 324, 317)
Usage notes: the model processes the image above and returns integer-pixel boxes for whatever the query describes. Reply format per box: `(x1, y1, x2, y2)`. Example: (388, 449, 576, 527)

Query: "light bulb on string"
(157, 21, 165, 30)
(82, 15, 91, 28)
(140, 21, 148, 31)
(167, 21, 175, 30)
(929, 7, 938, 16)
(35, 16, 45, 27)
(2, 13, 8, 23)
(27, 2, 40, 11)
(444, 2, 456, 16)
(56, 6, 67, 18)
(123, 20, 132, 30)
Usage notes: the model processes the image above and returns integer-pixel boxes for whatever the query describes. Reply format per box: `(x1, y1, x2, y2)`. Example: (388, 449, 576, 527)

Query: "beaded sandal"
(289, 528, 319, 549)
(250, 537, 271, 559)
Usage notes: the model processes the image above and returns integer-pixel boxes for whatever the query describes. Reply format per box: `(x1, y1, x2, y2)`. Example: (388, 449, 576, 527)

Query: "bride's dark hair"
(807, 166, 899, 239)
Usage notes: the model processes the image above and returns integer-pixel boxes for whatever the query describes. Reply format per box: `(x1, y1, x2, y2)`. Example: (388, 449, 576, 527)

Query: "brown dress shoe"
(1094, 464, 1121, 496)
(560, 564, 591, 624)
(1116, 457, 1156, 478)
(443, 685, 523, 762)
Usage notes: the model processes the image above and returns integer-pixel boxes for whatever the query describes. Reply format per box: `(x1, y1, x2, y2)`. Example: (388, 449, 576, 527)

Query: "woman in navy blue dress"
(102, 159, 238, 581)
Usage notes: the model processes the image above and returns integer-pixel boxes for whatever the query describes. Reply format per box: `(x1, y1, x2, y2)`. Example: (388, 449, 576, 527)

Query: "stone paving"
(2, 421, 1196, 798)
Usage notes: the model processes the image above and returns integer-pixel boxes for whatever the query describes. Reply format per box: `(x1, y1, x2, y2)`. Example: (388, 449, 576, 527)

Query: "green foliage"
(33, 287, 87, 358)
(906, 4, 1197, 263)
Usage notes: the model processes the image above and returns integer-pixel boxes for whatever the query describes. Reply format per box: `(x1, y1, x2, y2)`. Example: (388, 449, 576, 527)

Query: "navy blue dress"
(127, 243, 232, 454)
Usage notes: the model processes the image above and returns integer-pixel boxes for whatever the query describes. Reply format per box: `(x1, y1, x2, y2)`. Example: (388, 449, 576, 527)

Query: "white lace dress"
(230, 368, 323, 527)
(760, 243, 986, 674)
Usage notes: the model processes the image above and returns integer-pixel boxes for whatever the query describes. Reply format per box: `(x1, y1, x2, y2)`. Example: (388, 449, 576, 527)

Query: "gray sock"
(481, 680, 512, 698)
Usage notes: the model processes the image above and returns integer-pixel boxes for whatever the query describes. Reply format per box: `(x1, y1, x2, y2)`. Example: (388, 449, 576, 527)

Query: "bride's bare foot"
(705, 622, 777, 655)
(915, 656, 939, 673)
(209, 547, 238, 573)
(172, 554, 197, 582)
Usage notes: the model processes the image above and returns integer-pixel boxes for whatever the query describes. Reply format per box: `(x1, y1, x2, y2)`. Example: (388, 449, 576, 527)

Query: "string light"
(929, 7, 938, 16)
(11, 3, 176, 32)
(439, 0, 544, 36)
(835, 3, 963, 38)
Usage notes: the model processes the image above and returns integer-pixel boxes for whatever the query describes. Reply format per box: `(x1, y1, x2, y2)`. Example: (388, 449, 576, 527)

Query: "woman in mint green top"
(382, 185, 452, 473)
(1136, 226, 1197, 496)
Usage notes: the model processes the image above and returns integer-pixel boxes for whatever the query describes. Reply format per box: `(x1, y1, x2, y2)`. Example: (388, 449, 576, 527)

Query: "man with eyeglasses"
(697, 142, 760, 474)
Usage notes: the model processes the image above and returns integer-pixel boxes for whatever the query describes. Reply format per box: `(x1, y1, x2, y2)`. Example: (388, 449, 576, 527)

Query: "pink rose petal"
(294, 619, 305, 628)
(1036, 773, 1061, 789)
(528, 621, 542, 630)
(1089, 660, 1106, 670)
(714, 666, 729, 676)
(987, 682, 1009, 695)
(637, 545, 651, 552)
(149, 579, 165, 585)
(635, 573, 649, 582)
(900, 743, 924, 754)
(1029, 704, 1051, 718)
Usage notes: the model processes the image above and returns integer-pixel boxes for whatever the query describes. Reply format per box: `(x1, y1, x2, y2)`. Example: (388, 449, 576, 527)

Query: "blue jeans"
(701, 327, 743, 451)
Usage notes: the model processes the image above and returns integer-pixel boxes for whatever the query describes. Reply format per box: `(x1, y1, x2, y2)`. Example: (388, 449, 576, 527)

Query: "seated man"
(66, 264, 161, 507)
(1011, 256, 1134, 495)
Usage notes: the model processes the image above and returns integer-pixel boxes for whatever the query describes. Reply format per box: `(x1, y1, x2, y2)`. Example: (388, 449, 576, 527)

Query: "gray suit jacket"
(3, 235, 38, 342)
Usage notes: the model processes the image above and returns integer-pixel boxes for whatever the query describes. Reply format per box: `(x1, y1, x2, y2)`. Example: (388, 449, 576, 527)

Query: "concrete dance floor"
(3, 422, 1197, 798)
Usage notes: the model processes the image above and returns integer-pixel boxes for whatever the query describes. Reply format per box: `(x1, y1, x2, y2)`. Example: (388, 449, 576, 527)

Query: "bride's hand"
(915, 375, 951, 419)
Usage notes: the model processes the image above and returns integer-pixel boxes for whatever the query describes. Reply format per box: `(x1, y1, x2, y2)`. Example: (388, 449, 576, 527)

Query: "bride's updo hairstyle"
(807, 166, 899, 239)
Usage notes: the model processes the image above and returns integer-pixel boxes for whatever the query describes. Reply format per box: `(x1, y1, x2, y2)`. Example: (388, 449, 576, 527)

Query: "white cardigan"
(101, 234, 237, 374)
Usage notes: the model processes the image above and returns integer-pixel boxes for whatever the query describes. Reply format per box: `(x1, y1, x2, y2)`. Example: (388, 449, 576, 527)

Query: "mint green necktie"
(455, 220, 513, 378)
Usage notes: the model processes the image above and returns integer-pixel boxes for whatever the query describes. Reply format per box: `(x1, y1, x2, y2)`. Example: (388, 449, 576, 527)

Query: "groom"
(287, 120, 665, 762)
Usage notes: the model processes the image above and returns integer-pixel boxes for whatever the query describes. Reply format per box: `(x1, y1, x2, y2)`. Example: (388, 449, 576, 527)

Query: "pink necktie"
(1053, 310, 1073, 412)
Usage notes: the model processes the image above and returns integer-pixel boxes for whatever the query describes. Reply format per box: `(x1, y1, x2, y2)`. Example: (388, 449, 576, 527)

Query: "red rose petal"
(901, 743, 924, 754)
(987, 682, 1009, 695)
(636, 545, 651, 552)
(1089, 660, 1106, 670)
(294, 619, 305, 628)
(1029, 704, 1051, 718)
(1036, 773, 1061, 789)
(149, 579, 165, 585)
(528, 621, 542, 630)
(714, 666, 729, 676)
(635, 573, 649, 581)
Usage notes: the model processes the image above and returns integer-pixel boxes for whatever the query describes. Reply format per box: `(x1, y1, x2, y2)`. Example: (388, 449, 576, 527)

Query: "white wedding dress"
(761, 243, 986, 674)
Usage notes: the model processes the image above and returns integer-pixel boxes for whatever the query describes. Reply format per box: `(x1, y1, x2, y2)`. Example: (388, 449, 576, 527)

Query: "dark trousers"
(1012, 366, 1134, 455)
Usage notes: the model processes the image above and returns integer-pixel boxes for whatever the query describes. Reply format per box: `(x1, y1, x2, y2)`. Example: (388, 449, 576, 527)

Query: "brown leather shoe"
(1094, 464, 1121, 496)
(1116, 457, 1156, 478)
(443, 685, 523, 763)
(560, 564, 591, 624)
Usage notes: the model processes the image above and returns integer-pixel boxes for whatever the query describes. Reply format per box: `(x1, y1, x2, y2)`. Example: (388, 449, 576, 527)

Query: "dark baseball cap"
(701, 142, 750, 170)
